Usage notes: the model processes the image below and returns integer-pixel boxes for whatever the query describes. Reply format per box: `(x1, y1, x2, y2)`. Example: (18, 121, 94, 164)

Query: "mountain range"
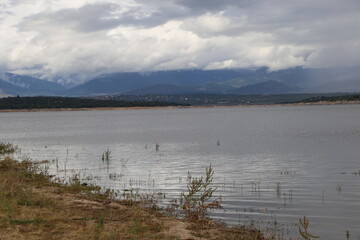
(1, 67, 360, 97)
(0, 73, 65, 96)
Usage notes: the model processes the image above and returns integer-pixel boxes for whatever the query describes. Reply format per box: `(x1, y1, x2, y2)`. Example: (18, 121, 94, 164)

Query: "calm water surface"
(1, 105, 360, 239)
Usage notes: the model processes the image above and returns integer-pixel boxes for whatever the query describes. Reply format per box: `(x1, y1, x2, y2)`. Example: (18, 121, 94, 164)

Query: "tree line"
(0, 96, 187, 110)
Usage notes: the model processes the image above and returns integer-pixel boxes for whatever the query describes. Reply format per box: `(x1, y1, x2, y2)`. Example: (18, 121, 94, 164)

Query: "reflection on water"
(1, 104, 360, 239)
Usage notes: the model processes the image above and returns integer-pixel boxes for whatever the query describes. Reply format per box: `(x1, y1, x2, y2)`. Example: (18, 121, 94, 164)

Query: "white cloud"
(0, 0, 359, 84)
(181, 13, 247, 37)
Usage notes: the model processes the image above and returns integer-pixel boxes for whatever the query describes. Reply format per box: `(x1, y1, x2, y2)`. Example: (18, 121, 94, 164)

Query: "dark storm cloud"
(135, 0, 256, 13)
(1, 0, 360, 83)
(173, 0, 257, 11)
(115, 6, 179, 28)
(21, 3, 123, 32)
(20, 2, 188, 30)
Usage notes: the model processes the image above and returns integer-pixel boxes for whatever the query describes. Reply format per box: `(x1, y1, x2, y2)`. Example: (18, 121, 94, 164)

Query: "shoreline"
(0, 156, 267, 240)
(1, 100, 360, 113)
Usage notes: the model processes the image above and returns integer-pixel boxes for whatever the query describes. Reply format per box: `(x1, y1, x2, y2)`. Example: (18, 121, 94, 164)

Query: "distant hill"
(124, 84, 199, 95)
(231, 80, 301, 95)
(195, 82, 235, 94)
(215, 78, 257, 88)
(1, 67, 360, 96)
(66, 69, 256, 96)
(124, 82, 236, 95)
(67, 67, 360, 96)
(0, 73, 65, 95)
(0, 79, 27, 95)
(315, 79, 360, 93)
(120, 80, 301, 95)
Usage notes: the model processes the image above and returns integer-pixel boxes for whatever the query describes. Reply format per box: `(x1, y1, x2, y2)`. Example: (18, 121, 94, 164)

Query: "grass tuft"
(0, 142, 17, 154)
(9, 219, 43, 225)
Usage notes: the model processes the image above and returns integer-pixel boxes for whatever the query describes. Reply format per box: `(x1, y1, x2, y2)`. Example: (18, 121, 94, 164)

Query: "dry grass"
(0, 157, 268, 240)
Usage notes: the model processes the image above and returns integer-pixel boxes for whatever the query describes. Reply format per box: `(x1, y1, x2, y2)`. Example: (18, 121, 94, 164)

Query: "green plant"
(0, 142, 17, 154)
(102, 148, 111, 161)
(62, 173, 100, 194)
(346, 230, 350, 240)
(155, 143, 160, 151)
(299, 216, 319, 240)
(275, 182, 281, 198)
(93, 212, 105, 240)
(336, 184, 342, 193)
(9, 218, 43, 225)
(180, 164, 222, 221)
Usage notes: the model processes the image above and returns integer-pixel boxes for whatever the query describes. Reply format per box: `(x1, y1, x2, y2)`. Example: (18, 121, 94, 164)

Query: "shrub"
(0, 142, 17, 154)
(180, 164, 222, 221)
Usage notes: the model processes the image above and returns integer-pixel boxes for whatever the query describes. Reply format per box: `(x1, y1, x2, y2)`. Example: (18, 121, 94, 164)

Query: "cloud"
(173, 0, 257, 12)
(20, 3, 124, 33)
(0, 0, 359, 84)
(135, 0, 256, 13)
(181, 13, 247, 37)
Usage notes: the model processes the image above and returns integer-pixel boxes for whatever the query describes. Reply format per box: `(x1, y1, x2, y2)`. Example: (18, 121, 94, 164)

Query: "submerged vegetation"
(101, 148, 111, 162)
(299, 216, 319, 240)
(1, 141, 355, 239)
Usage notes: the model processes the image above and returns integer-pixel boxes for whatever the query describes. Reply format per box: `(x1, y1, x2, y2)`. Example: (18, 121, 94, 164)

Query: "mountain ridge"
(0, 73, 65, 96)
(1, 67, 360, 96)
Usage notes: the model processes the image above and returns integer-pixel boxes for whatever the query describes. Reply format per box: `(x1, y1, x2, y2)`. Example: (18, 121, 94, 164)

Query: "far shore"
(1, 100, 360, 113)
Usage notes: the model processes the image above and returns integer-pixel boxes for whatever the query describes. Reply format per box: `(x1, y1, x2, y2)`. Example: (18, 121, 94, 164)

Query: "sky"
(1, 0, 360, 84)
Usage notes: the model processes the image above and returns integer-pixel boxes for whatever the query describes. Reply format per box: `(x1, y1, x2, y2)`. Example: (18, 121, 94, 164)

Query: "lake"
(1, 104, 360, 239)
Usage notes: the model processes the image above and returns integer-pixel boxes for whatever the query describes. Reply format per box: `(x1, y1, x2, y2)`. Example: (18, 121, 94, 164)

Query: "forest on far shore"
(0, 96, 187, 110)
